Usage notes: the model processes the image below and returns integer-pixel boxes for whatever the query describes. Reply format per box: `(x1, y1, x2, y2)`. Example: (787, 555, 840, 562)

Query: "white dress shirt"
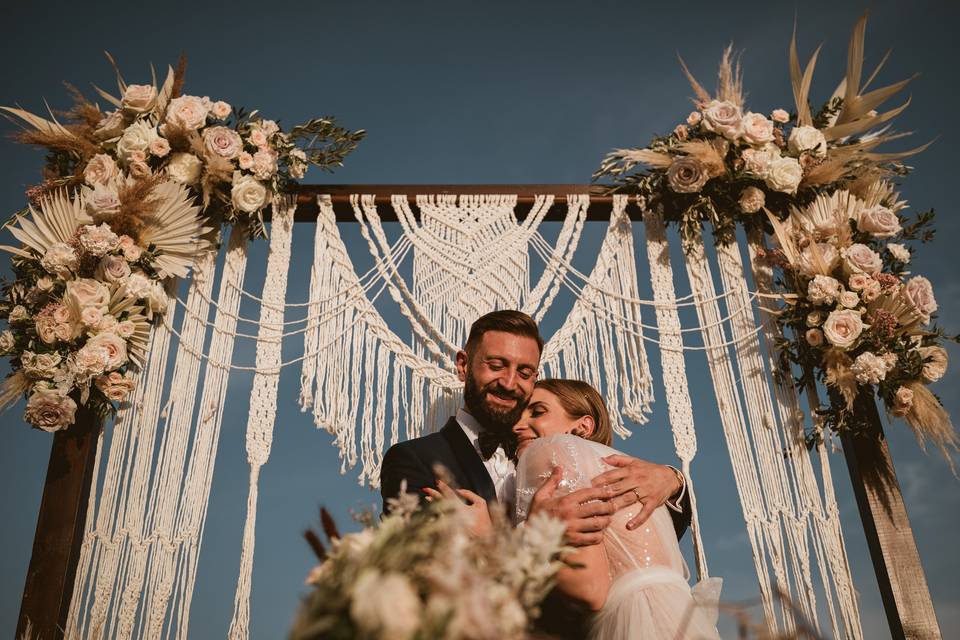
(456, 408, 515, 504)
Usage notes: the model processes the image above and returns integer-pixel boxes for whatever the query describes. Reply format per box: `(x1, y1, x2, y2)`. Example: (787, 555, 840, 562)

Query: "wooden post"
(841, 389, 942, 639)
(17, 403, 102, 640)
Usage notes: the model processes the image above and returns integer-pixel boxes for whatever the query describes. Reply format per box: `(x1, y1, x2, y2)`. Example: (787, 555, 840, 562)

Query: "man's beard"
(463, 370, 528, 435)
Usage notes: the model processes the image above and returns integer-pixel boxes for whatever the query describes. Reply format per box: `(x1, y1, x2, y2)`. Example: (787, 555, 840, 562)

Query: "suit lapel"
(440, 417, 498, 503)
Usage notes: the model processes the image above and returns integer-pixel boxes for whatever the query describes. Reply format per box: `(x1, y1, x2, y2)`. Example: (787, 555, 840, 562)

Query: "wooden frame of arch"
(15, 185, 942, 640)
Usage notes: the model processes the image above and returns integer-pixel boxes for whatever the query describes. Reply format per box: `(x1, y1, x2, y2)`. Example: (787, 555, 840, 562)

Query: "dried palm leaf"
(861, 139, 935, 162)
(823, 96, 911, 141)
(103, 51, 128, 95)
(677, 55, 712, 106)
(0, 105, 78, 140)
(789, 23, 822, 127)
(0, 371, 30, 412)
(800, 159, 848, 188)
(138, 181, 212, 278)
(90, 84, 122, 109)
(903, 382, 958, 475)
(4, 189, 92, 257)
(765, 208, 800, 266)
(842, 13, 867, 120)
(153, 65, 176, 121)
(108, 289, 151, 365)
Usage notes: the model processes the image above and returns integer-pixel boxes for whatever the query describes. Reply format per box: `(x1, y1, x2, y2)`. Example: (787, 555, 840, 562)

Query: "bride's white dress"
(516, 434, 722, 639)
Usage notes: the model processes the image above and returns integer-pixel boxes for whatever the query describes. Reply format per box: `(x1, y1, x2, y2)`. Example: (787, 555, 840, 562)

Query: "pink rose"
(701, 100, 743, 140)
(211, 101, 232, 119)
(741, 112, 775, 145)
(771, 109, 790, 123)
(96, 255, 132, 283)
(203, 126, 243, 159)
(117, 235, 143, 262)
(848, 274, 873, 291)
(83, 154, 119, 186)
(858, 206, 901, 239)
(128, 160, 152, 179)
(842, 244, 882, 275)
(686, 111, 702, 126)
(822, 309, 865, 350)
(80, 306, 104, 327)
(238, 152, 254, 170)
(902, 276, 937, 323)
(891, 386, 914, 417)
(249, 129, 268, 148)
(149, 137, 171, 157)
(87, 332, 128, 370)
(666, 157, 708, 193)
(121, 84, 158, 114)
(805, 328, 824, 347)
(673, 124, 689, 140)
(165, 95, 209, 130)
(252, 149, 278, 180)
(24, 388, 76, 432)
(95, 371, 137, 402)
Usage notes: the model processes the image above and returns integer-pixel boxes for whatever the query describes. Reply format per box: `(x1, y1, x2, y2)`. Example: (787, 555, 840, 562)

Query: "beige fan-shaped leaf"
(3, 189, 93, 257)
(789, 23, 821, 127)
(138, 181, 212, 279)
(108, 286, 151, 365)
(791, 190, 862, 246)
(153, 65, 176, 121)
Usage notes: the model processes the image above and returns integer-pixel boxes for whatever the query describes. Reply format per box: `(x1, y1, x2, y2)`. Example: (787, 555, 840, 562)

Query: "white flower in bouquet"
(892, 385, 914, 417)
(741, 112, 775, 145)
(123, 272, 153, 300)
(41, 242, 79, 277)
(807, 274, 843, 305)
(117, 235, 142, 262)
(95, 371, 136, 401)
(65, 278, 110, 318)
(350, 570, 421, 640)
(764, 156, 803, 194)
(742, 144, 779, 177)
(166, 152, 204, 185)
(117, 120, 159, 164)
(202, 126, 243, 160)
(261, 119, 280, 136)
(211, 100, 232, 119)
(841, 243, 883, 275)
(289, 148, 308, 179)
(238, 152, 254, 170)
(83, 183, 122, 222)
(249, 128, 269, 149)
(78, 223, 120, 257)
(231, 173, 272, 213)
(9, 305, 29, 323)
(822, 309, 865, 349)
(144, 280, 169, 314)
(788, 125, 827, 158)
(21, 351, 62, 379)
(771, 108, 790, 123)
(902, 275, 938, 323)
(888, 242, 910, 263)
(79, 306, 104, 328)
(838, 290, 860, 309)
(738, 186, 765, 213)
(83, 153, 120, 186)
(165, 95, 209, 130)
(858, 205, 901, 238)
(851, 351, 893, 384)
(36, 276, 54, 292)
(252, 149, 278, 180)
(666, 157, 709, 193)
(918, 345, 948, 383)
(24, 387, 76, 432)
(121, 84, 158, 115)
(74, 342, 111, 378)
(95, 255, 131, 284)
(94, 110, 125, 140)
(0, 330, 14, 355)
(798, 242, 839, 277)
(701, 100, 743, 140)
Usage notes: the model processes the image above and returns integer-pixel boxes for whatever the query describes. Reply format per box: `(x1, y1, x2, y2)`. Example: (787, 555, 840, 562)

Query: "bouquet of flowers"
(290, 490, 569, 640)
(0, 55, 364, 430)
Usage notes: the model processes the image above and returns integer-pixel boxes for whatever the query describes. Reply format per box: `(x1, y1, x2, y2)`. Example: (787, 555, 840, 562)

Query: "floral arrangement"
(594, 16, 957, 459)
(290, 490, 569, 640)
(0, 56, 364, 431)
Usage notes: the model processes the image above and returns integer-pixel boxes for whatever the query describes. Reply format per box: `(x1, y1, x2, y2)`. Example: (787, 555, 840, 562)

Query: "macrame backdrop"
(65, 193, 863, 639)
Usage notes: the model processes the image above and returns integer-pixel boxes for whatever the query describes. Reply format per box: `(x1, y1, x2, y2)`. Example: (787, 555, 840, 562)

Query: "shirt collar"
(456, 407, 483, 446)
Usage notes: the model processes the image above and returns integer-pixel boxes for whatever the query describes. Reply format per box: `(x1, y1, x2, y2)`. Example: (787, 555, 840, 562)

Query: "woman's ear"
(571, 415, 595, 439)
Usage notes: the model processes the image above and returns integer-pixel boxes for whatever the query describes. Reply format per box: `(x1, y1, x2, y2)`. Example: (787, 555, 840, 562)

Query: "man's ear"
(455, 350, 468, 382)
(572, 415, 595, 439)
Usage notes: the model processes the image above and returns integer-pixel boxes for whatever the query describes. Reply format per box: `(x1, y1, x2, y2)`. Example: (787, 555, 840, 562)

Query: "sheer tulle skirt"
(590, 567, 722, 640)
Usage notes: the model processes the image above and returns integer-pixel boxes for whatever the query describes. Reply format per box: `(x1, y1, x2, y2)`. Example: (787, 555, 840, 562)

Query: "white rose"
(64, 278, 110, 319)
(230, 173, 271, 213)
(203, 126, 243, 159)
(701, 100, 743, 140)
(41, 242, 79, 277)
(892, 385, 914, 417)
(742, 145, 780, 177)
(121, 84, 158, 114)
(261, 120, 279, 136)
(764, 156, 803, 194)
(78, 223, 120, 257)
(918, 345, 948, 383)
(83, 153, 120, 186)
(24, 388, 76, 432)
(839, 290, 860, 309)
(83, 183, 122, 221)
(116, 120, 159, 164)
(95, 371, 137, 402)
(350, 570, 420, 640)
(805, 328, 824, 347)
(9, 305, 30, 323)
(95, 255, 131, 284)
(842, 243, 883, 275)
(851, 351, 892, 385)
(822, 309, 865, 349)
(788, 125, 828, 158)
(166, 152, 204, 185)
(165, 95, 209, 130)
(94, 110, 125, 140)
(211, 101, 232, 119)
(738, 186, 765, 213)
(807, 274, 843, 305)
(798, 242, 839, 276)
(87, 332, 128, 370)
(741, 112, 775, 145)
(903, 276, 937, 322)
(858, 205, 901, 239)
(887, 243, 910, 263)
(771, 109, 790, 123)
(0, 330, 14, 355)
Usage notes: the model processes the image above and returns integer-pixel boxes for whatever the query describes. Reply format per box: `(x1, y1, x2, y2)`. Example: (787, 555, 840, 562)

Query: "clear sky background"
(1, 1, 958, 638)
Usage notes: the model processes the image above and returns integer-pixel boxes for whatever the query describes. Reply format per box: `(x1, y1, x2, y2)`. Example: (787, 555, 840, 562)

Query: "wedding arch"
(4, 14, 951, 640)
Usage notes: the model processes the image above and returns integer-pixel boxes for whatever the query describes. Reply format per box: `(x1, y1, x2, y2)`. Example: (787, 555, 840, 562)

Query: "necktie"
(477, 429, 518, 461)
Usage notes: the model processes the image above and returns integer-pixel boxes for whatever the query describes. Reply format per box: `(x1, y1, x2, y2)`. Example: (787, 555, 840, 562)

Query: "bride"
(432, 378, 721, 639)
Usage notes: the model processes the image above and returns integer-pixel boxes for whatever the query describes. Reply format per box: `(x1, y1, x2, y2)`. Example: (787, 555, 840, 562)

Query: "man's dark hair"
(464, 310, 544, 355)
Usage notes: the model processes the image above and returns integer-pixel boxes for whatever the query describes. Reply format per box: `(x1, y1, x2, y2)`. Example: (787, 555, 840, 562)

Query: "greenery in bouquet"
(0, 55, 364, 431)
(594, 15, 957, 461)
(290, 489, 570, 640)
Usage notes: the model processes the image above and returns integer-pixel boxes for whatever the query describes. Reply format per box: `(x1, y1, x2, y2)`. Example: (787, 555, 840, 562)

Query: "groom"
(380, 309, 690, 543)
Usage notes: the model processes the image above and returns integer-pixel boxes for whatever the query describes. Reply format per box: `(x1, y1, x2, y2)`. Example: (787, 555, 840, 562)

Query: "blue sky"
(1, 1, 958, 638)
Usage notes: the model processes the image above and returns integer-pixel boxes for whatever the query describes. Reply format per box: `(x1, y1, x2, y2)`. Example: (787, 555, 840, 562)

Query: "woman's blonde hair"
(534, 378, 612, 446)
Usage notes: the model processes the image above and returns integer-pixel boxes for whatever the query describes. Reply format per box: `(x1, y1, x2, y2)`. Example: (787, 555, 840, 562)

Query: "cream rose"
(64, 278, 110, 318)
(87, 332, 128, 370)
(788, 125, 827, 158)
(80, 306, 104, 328)
(858, 205, 901, 238)
(97, 314, 118, 334)
(94, 110, 125, 140)
(117, 235, 143, 262)
(807, 274, 843, 305)
(95, 255, 131, 284)
(350, 570, 420, 640)
(167, 152, 204, 185)
(249, 129, 268, 148)
(41, 242, 79, 277)
(764, 156, 803, 194)
(9, 305, 29, 323)
(289, 148, 308, 179)
(83, 153, 120, 186)
(918, 345, 948, 383)
(666, 157, 709, 193)
(203, 126, 243, 159)
(839, 290, 860, 309)
(238, 152, 254, 170)
(21, 351, 62, 379)
(144, 281, 169, 314)
(230, 173, 271, 213)
(116, 320, 136, 338)
(822, 309, 865, 349)
(83, 183, 122, 222)
(128, 160, 151, 179)
(771, 109, 790, 123)
(848, 273, 873, 291)
(798, 242, 839, 276)
(687, 111, 702, 125)
(741, 112, 775, 145)
(121, 84, 157, 114)
(95, 371, 137, 402)
(117, 120, 159, 164)
(149, 137, 171, 157)
(73, 343, 110, 378)
(24, 388, 77, 432)
(78, 223, 120, 257)
(165, 95, 209, 130)
(842, 244, 883, 275)
(887, 242, 910, 263)
(892, 386, 914, 417)
(805, 328, 824, 347)
(261, 120, 279, 136)
(701, 100, 743, 139)
(738, 186, 765, 213)
(211, 101, 232, 119)
(673, 124, 689, 140)
(903, 276, 937, 322)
